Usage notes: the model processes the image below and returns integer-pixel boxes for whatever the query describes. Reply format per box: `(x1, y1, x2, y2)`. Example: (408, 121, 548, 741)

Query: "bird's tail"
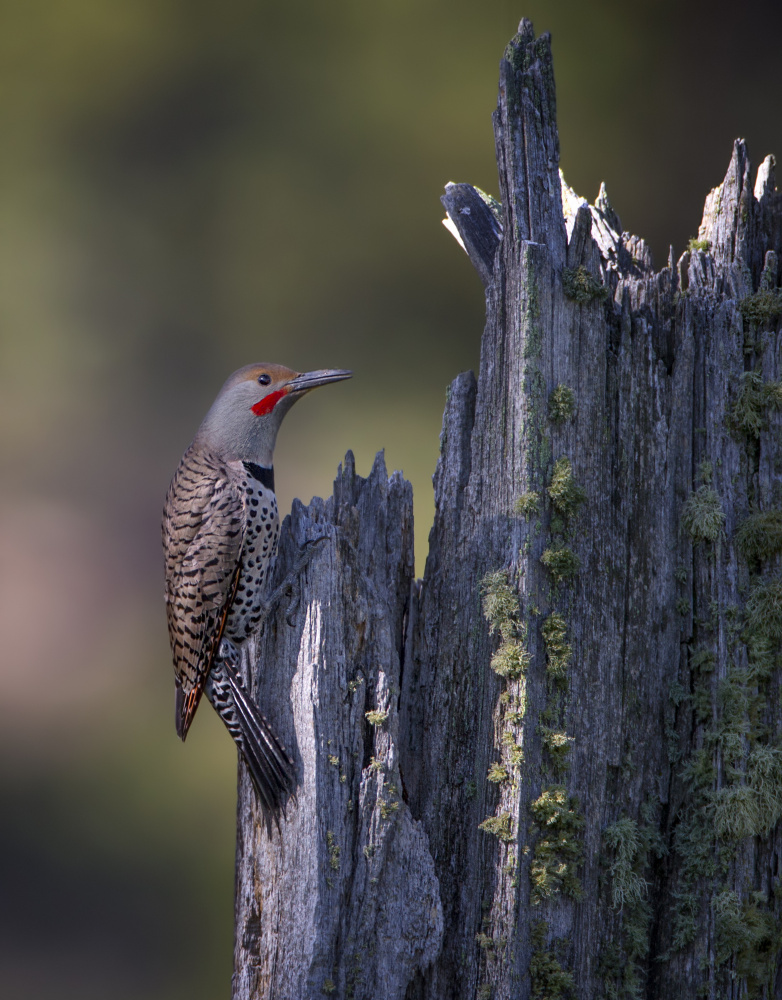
(206, 660, 296, 834)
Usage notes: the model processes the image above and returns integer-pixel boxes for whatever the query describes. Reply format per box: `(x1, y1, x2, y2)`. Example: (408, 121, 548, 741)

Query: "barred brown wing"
(162, 446, 246, 739)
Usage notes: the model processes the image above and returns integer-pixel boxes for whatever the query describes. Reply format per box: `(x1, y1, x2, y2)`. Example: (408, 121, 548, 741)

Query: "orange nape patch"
(251, 387, 290, 416)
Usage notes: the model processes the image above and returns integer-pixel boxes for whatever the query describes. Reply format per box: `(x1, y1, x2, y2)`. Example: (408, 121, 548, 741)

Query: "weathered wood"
(233, 453, 442, 1000)
(235, 18, 782, 1000)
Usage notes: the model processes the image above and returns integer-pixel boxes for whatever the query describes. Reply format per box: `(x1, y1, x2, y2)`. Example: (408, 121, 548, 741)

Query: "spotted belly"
(225, 477, 280, 641)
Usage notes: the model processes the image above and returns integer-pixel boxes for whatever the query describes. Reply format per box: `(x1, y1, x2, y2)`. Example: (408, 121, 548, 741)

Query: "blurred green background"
(1, 1, 779, 996)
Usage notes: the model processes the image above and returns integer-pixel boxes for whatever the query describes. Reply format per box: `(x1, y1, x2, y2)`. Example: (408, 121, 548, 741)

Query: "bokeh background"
(1, 2, 780, 997)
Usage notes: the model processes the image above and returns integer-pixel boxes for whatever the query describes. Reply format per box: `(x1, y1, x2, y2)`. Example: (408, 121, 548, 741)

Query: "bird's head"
(195, 362, 352, 465)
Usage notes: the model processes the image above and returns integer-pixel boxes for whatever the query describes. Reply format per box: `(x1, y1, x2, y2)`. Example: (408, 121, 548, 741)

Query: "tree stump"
(234, 19, 782, 1000)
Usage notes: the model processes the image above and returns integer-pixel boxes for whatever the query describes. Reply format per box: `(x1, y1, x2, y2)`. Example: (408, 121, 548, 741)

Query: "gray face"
(194, 363, 352, 466)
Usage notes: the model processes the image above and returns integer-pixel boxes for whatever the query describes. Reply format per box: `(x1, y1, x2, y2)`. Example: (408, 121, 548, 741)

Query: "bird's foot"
(259, 535, 329, 628)
(218, 637, 241, 668)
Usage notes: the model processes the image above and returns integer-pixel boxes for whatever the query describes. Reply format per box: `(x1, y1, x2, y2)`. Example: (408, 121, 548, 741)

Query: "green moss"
(487, 762, 509, 784)
(541, 613, 572, 681)
(710, 784, 761, 840)
(736, 508, 782, 564)
(603, 818, 648, 909)
(714, 674, 748, 750)
(745, 633, 775, 682)
(676, 597, 691, 616)
(550, 515, 565, 536)
(323, 979, 336, 994)
(476, 986, 493, 1000)
(689, 647, 715, 673)
(530, 920, 575, 999)
(326, 831, 340, 871)
(548, 457, 586, 519)
(475, 931, 494, 951)
(549, 384, 576, 424)
(482, 570, 519, 636)
(562, 264, 610, 304)
(525, 333, 543, 364)
(765, 380, 782, 410)
(514, 491, 541, 517)
(529, 786, 584, 903)
(490, 641, 531, 679)
(681, 486, 725, 542)
(730, 370, 766, 436)
(597, 943, 625, 999)
(728, 370, 782, 438)
(601, 811, 667, 998)
(541, 728, 574, 773)
(481, 570, 531, 679)
(541, 544, 580, 583)
(669, 723, 725, 951)
(669, 679, 688, 707)
(745, 575, 782, 639)
(739, 288, 782, 328)
(365, 710, 388, 726)
(501, 731, 525, 767)
(691, 678, 714, 723)
(669, 578, 782, 971)
(479, 812, 515, 842)
(714, 889, 781, 996)
(747, 746, 782, 834)
(687, 237, 711, 253)
(379, 797, 400, 819)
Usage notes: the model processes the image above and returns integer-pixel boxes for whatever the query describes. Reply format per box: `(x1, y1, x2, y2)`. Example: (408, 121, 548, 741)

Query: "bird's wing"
(163, 447, 246, 739)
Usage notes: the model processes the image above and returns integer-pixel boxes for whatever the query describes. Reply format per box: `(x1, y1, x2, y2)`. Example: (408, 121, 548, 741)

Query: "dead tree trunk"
(234, 19, 782, 1000)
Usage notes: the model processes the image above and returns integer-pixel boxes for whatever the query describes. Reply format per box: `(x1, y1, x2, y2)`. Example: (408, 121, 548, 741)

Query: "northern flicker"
(163, 362, 351, 831)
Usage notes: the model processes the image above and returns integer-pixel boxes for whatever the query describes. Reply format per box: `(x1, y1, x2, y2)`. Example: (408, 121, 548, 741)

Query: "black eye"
(257, 373, 271, 386)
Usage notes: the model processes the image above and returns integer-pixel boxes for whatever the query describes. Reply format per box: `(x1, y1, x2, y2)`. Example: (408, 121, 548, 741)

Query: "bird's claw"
(255, 535, 329, 629)
(218, 637, 241, 668)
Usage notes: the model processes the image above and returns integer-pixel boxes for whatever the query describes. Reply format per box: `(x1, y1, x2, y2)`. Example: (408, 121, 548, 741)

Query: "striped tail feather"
(206, 661, 296, 834)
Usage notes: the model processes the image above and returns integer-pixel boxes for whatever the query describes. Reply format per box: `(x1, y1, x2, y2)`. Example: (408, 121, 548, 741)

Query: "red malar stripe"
(251, 388, 289, 416)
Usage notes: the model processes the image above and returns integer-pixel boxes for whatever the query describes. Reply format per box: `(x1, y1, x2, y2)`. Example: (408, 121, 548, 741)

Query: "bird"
(163, 362, 352, 832)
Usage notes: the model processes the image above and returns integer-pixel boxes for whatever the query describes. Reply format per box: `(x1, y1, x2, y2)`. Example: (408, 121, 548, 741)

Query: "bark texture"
(234, 19, 782, 1000)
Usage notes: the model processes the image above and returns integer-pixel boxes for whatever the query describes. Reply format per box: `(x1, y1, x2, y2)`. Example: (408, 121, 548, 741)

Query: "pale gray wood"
(441, 182, 502, 288)
(232, 452, 442, 1000)
(234, 18, 782, 1000)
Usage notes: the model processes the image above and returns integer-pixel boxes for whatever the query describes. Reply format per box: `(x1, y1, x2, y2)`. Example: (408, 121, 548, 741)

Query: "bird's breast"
(224, 475, 280, 642)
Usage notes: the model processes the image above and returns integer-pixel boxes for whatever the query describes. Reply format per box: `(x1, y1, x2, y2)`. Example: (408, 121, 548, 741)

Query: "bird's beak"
(286, 369, 353, 393)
